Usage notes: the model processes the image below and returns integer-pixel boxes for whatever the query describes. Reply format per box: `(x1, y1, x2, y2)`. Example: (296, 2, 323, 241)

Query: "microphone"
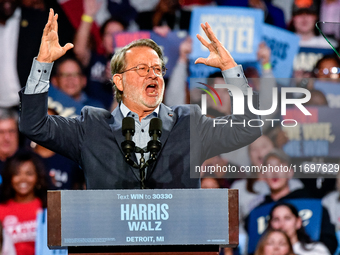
(147, 118, 162, 159)
(121, 117, 135, 156)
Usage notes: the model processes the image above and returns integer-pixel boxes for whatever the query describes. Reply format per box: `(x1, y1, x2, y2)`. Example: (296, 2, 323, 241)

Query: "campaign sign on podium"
(48, 189, 238, 250)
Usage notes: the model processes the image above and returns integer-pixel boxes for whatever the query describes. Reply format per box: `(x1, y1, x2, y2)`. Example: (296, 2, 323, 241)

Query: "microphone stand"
(121, 117, 162, 189)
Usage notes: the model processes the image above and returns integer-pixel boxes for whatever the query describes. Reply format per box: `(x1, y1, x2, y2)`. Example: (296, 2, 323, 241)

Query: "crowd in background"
(0, 0, 340, 254)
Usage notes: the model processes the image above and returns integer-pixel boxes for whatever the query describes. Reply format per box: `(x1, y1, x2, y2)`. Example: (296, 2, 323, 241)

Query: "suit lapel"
(109, 107, 140, 181)
(147, 103, 177, 178)
(109, 104, 177, 181)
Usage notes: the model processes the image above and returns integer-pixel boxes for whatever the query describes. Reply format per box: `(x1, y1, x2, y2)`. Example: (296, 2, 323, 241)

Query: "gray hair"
(0, 108, 18, 122)
(110, 39, 165, 103)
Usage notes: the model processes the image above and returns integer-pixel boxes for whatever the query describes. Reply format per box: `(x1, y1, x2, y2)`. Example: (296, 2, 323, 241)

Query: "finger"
(49, 9, 56, 34)
(43, 9, 54, 36)
(194, 57, 207, 65)
(204, 23, 224, 53)
(201, 23, 213, 42)
(52, 13, 58, 33)
(49, 8, 54, 20)
(196, 34, 210, 49)
(62, 43, 74, 53)
(43, 20, 51, 37)
(205, 22, 220, 45)
(205, 23, 226, 54)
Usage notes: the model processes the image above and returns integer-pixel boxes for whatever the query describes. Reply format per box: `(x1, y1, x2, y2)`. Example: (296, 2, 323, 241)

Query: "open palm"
(37, 9, 73, 63)
(195, 22, 237, 71)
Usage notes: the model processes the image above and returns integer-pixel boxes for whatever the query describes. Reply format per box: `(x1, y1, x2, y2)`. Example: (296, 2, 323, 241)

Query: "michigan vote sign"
(189, 7, 263, 78)
(190, 7, 263, 62)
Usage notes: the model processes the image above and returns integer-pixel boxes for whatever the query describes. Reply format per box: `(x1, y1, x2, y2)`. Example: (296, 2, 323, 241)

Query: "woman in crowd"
(255, 229, 294, 255)
(289, 3, 338, 49)
(268, 203, 331, 255)
(0, 151, 48, 255)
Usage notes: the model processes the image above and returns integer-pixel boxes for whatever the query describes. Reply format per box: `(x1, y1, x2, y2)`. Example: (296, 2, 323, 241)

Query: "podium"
(47, 189, 238, 255)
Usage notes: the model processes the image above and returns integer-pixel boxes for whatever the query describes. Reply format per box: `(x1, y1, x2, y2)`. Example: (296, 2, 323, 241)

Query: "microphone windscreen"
(149, 118, 162, 136)
(122, 117, 135, 136)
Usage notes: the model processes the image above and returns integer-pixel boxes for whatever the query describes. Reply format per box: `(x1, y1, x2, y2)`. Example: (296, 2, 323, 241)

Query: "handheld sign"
(262, 24, 300, 79)
(189, 6, 263, 78)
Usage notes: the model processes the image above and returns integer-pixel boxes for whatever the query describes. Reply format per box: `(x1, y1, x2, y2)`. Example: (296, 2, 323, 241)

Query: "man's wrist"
(220, 61, 238, 71)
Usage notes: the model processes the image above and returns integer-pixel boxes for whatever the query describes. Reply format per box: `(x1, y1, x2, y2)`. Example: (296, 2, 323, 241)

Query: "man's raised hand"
(37, 8, 74, 63)
(195, 22, 237, 71)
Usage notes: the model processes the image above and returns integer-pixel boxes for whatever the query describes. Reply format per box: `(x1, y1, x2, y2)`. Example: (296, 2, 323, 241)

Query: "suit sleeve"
(194, 66, 262, 159)
(19, 90, 84, 163)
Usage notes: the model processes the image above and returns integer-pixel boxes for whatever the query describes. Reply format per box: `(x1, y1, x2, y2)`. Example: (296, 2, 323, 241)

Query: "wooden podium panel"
(47, 189, 238, 255)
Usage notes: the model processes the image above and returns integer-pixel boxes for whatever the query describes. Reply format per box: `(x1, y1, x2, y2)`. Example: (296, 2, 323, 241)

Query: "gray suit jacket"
(19, 91, 261, 189)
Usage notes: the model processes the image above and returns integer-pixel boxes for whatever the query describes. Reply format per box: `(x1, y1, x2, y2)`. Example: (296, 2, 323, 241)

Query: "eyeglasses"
(119, 64, 167, 77)
(314, 67, 340, 75)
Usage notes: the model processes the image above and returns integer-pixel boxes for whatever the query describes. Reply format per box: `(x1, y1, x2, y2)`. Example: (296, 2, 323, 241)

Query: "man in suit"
(19, 9, 261, 189)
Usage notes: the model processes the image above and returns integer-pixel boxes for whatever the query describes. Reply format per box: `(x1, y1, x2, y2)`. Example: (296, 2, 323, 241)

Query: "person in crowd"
(19, 9, 261, 189)
(231, 136, 274, 202)
(73, 0, 127, 110)
(298, 57, 338, 198)
(106, 0, 136, 28)
(216, 0, 286, 29)
(229, 135, 275, 255)
(288, 1, 338, 48)
(200, 155, 234, 188)
(304, 89, 328, 106)
(0, 0, 73, 108)
(135, 0, 180, 30)
(322, 170, 340, 254)
(313, 54, 340, 80)
(0, 109, 19, 176)
(319, 0, 340, 40)
(164, 36, 192, 106)
(247, 149, 337, 254)
(254, 229, 295, 255)
(261, 149, 296, 201)
(33, 141, 84, 190)
(0, 221, 16, 255)
(201, 174, 221, 189)
(20, 0, 45, 11)
(268, 203, 331, 254)
(231, 136, 299, 254)
(51, 56, 104, 108)
(0, 151, 48, 255)
(31, 108, 84, 190)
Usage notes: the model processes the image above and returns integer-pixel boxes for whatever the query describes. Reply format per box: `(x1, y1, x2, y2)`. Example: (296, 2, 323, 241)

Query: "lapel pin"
(21, 19, 28, 27)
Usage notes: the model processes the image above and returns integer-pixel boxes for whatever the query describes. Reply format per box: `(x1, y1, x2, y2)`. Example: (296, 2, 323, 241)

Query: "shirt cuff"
(24, 58, 54, 94)
(221, 65, 249, 95)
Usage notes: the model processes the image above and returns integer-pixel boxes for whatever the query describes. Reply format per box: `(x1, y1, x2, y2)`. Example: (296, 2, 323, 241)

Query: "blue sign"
(283, 106, 340, 158)
(48, 85, 83, 117)
(189, 7, 263, 78)
(262, 24, 300, 79)
(36, 209, 68, 255)
(294, 47, 335, 73)
(190, 7, 263, 61)
(247, 199, 323, 254)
